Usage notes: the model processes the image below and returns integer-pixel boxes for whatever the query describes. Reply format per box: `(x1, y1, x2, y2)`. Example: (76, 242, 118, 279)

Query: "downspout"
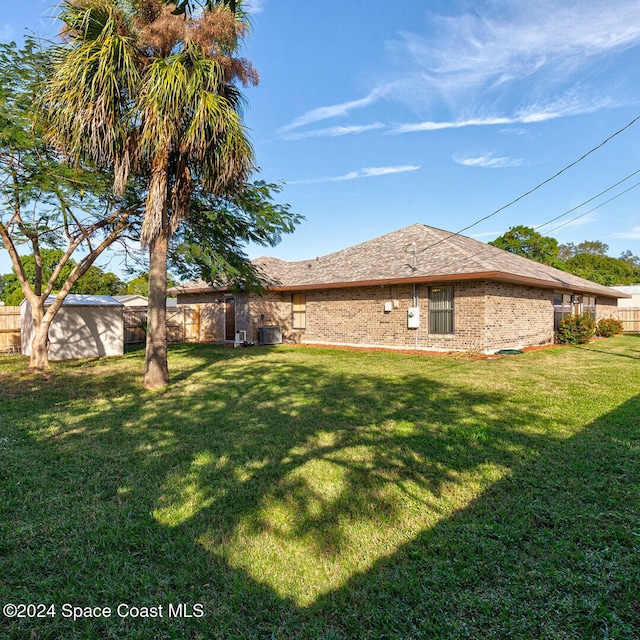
(413, 283, 419, 349)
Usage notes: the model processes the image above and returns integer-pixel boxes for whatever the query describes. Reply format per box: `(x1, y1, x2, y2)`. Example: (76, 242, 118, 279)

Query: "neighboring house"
(170, 224, 629, 354)
(114, 294, 149, 307)
(21, 294, 124, 360)
(611, 285, 640, 308)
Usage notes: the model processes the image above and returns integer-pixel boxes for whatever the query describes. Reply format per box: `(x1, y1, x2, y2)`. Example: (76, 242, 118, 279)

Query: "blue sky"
(2, 0, 640, 278)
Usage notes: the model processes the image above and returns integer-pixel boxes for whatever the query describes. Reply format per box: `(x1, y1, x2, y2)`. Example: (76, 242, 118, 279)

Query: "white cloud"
(244, 0, 266, 14)
(393, 116, 515, 134)
(288, 165, 420, 185)
(453, 153, 524, 169)
(360, 165, 420, 177)
(612, 226, 640, 240)
(0, 23, 14, 40)
(539, 215, 598, 233)
(278, 1, 640, 141)
(500, 127, 532, 137)
(392, 1, 640, 101)
(281, 122, 385, 141)
(391, 94, 612, 134)
(471, 231, 504, 239)
(278, 86, 390, 134)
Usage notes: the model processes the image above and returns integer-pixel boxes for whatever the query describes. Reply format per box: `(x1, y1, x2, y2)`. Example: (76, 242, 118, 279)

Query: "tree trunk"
(143, 230, 170, 389)
(28, 306, 51, 372)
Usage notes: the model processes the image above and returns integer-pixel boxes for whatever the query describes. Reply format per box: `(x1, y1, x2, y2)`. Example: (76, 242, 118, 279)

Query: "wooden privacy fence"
(614, 307, 640, 334)
(0, 306, 21, 353)
(124, 306, 200, 345)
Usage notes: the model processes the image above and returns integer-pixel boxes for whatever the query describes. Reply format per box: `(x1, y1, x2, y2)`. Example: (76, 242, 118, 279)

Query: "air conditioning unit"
(259, 325, 282, 345)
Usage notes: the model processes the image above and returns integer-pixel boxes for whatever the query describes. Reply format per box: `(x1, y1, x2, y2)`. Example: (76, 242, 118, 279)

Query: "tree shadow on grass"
(576, 333, 640, 359)
(305, 392, 640, 639)
(1, 346, 638, 638)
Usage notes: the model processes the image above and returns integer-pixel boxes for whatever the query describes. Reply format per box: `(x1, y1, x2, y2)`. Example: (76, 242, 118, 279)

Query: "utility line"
(440, 177, 640, 271)
(419, 113, 640, 254)
(544, 180, 640, 235)
(534, 168, 640, 232)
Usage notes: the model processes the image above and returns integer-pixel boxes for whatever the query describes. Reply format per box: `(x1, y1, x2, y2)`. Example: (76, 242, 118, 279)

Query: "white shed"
(21, 295, 124, 361)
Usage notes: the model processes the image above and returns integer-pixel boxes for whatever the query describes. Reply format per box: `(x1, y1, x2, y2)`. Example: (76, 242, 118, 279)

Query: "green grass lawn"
(1, 337, 639, 639)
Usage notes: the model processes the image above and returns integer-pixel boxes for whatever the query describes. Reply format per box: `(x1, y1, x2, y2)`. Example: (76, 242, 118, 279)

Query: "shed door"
(225, 298, 236, 341)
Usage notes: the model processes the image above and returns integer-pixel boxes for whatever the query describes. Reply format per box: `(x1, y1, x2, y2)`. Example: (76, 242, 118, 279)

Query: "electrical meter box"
(407, 306, 420, 329)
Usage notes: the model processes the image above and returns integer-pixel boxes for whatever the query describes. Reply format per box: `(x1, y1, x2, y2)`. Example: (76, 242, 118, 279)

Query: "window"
(429, 286, 454, 334)
(553, 293, 573, 331)
(292, 293, 306, 330)
(553, 293, 596, 330)
(583, 296, 596, 320)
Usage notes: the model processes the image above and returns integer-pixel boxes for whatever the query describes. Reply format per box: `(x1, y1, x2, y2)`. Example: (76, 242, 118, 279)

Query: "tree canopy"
(558, 240, 609, 261)
(563, 254, 638, 287)
(489, 227, 640, 286)
(488, 225, 561, 266)
(169, 180, 302, 290)
(0, 39, 139, 370)
(0, 249, 127, 305)
(45, 0, 268, 388)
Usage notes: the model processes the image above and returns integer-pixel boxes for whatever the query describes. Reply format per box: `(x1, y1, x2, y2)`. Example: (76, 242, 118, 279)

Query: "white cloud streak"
(393, 1, 640, 101)
(245, 0, 266, 14)
(0, 23, 14, 40)
(278, 87, 389, 134)
(288, 165, 420, 185)
(612, 226, 640, 240)
(538, 215, 598, 233)
(471, 231, 504, 239)
(279, 1, 640, 139)
(281, 123, 385, 141)
(453, 154, 524, 169)
(391, 95, 612, 134)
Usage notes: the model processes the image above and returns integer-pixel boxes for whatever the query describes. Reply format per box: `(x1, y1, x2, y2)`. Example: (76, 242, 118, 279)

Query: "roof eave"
(489, 271, 630, 298)
(170, 285, 231, 296)
(265, 271, 628, 297)
(171, 271, 629, 299)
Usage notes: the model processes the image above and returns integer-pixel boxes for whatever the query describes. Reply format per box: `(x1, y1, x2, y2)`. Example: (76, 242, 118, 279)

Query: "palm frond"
(44, 2, 139, 169)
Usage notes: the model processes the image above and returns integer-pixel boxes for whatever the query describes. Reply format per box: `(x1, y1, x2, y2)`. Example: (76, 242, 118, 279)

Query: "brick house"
(170, 224, 628, 353)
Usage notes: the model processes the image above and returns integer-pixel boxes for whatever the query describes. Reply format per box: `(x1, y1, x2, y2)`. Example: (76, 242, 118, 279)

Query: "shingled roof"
(173, 224, 628, 299)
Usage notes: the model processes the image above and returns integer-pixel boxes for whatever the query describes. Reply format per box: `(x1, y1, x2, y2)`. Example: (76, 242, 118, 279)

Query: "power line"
(439, 175, 640, 272)
(420, 113, 640, 253)
(450, 179, 640, 269)
(543, 180, 640, 235)
(534, 167, 640, 232)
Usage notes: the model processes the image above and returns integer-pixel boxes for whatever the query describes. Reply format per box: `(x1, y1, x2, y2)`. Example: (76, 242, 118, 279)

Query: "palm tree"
(44, 0, 256, 387)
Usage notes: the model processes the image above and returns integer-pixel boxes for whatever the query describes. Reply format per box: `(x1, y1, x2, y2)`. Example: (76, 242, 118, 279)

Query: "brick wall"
(242, 280, 556, 353)
(179, 285, 620, 352)
(483, 282, 554, 352)
(596, 297, 618, 320)
(177, 294, 224, 342)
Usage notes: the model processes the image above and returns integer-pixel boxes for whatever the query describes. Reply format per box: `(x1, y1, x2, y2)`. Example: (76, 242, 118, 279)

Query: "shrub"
(595, 317, 624, 338)
(556, 312, 595, 345)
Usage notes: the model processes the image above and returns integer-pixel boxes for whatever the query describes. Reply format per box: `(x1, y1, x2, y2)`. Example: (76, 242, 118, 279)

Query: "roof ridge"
(430, 230, 498, 272)
(255, 224, 444, 266)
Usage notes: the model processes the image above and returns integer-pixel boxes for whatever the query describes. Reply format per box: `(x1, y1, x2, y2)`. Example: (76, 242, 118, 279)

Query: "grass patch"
(1, 338, 639, 638)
